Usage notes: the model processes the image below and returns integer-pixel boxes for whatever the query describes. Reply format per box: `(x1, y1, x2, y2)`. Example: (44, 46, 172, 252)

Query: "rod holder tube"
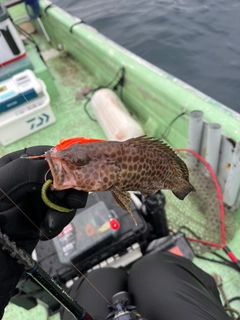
(223, 141, 240, 207)
(216, 136, 234, 192)
(187, 110, 204, 169)
(204, 123, 222, 174)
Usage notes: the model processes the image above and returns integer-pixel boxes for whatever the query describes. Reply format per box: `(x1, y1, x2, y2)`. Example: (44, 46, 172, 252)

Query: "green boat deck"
(1, 1, 240, 319)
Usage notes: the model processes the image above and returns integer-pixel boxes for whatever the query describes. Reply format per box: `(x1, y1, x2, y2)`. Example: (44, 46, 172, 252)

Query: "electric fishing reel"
(107, 292, 146, 320)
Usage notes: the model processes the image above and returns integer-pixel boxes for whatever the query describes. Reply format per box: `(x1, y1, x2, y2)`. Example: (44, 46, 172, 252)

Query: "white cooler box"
(0, 79, 56, 146)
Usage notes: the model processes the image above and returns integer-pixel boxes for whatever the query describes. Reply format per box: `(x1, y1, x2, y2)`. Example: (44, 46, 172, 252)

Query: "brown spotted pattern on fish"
(45, 136, 194, 225)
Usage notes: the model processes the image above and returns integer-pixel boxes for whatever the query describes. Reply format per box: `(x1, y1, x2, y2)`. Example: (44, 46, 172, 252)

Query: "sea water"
(53, 0, 240, 113)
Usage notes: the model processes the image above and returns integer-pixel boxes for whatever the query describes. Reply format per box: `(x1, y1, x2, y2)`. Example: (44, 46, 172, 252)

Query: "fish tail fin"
(111, 189, 137, 226)
(172, 180, 195, 200)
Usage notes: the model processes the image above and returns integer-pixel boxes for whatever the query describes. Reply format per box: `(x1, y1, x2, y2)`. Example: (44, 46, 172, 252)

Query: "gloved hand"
(0, 146, 88, 319)
(0, 146, 88, 242)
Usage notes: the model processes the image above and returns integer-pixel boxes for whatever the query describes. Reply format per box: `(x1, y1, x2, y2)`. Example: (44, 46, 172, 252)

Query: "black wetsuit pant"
(61, 252, 230, 320)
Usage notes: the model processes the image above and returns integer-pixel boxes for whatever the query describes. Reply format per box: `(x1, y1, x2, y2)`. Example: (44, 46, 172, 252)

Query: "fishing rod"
(0, 229, 146, 320)
(0, 228, 94, 320)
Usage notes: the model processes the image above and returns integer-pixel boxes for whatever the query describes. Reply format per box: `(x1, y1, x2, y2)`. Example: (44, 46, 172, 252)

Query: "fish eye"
(74, 155, 90, 166)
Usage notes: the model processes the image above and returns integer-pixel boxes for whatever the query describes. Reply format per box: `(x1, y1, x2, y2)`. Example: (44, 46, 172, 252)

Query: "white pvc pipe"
(204, 123, 222, 174)
(217, 136, 234, 192)
(223, 141, 240, 207)
(187, 110, 204, 169)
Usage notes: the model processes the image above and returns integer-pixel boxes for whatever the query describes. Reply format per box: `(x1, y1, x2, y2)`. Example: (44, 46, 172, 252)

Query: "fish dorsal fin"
(126, 135, 174, 153)
(125, 136, 190, 180)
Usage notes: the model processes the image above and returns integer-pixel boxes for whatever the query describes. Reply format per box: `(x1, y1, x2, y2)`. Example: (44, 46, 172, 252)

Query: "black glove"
(0, 146, 88, 241)
(0, 146, 88, 319)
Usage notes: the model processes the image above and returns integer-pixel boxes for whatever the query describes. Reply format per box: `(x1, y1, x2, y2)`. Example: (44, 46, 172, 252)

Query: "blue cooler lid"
(0, 4, 9, 22)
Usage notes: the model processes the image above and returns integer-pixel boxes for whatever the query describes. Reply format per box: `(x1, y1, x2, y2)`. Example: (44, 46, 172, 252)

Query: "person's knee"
(128, 253, 229, 320)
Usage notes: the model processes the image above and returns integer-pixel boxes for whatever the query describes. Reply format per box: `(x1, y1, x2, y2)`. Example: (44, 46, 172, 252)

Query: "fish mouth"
(45, 151, 75, 190)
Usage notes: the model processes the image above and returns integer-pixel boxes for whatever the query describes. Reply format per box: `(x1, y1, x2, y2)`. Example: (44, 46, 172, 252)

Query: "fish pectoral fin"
(111, 189, 137, 226)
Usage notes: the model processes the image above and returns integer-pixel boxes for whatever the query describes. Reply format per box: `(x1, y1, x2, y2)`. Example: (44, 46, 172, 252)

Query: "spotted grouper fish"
(45, 136, 194, 225)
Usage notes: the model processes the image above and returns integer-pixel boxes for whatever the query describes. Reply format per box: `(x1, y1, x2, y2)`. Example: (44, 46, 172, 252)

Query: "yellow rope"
(41, 179, 73, 213)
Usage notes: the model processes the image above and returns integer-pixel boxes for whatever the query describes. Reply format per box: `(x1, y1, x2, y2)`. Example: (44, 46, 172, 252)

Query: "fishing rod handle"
(27, 263, 92, 319)
(0, 229, 94, 320)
